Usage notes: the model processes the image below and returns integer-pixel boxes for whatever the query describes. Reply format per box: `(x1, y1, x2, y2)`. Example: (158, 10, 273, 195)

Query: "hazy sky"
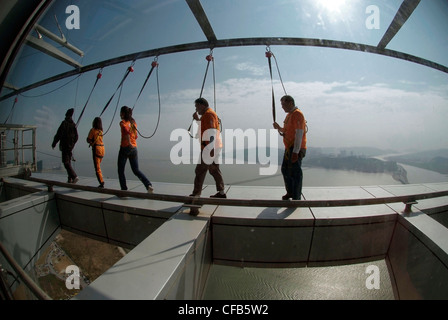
(1, 0, 448, 166)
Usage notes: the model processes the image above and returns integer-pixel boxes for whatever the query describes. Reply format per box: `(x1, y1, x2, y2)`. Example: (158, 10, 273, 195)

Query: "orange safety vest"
(199, 108, 222, 149)
(87, 128, 105, 158)
(283, 108, 307, 150)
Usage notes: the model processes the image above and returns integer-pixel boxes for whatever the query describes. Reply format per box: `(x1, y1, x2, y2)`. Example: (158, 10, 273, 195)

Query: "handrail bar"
(0, 242, 51, 300)
(20, 176, 448, 209)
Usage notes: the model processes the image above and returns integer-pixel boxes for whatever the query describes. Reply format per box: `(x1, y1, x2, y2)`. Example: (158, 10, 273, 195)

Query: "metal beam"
(25, 35, 83, 69)
(35, 24, 84, 57)
(0, 242, 52, 300)
(0, 0, 54, 96)
(2, 36, 447, 101)
(377, 0, 421, 49)
(185, 0, 217, 44)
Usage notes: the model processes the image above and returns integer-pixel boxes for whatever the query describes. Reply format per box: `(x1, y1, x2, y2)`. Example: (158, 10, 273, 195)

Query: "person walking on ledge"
(190, 97, 226, 198)
(273, 95, 307, 200)
(117, 106, 153, 193)
(52, 108, 79, 184)
(87, 117, 105, 188)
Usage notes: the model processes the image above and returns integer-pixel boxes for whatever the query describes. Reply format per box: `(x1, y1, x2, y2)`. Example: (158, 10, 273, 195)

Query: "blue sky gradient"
(1, 0, 447, 167)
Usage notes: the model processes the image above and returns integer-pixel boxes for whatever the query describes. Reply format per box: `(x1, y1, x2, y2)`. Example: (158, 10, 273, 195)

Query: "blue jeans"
(117, 146, 151, 190)
(281, 147, 303, 200)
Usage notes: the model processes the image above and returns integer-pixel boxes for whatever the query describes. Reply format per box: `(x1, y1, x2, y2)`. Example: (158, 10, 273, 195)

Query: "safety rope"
(102, 83, 123, 136)
(18, 74, 81, 98)
(99, 61, 135, 117)
(188, 49, 220, 138)
(133, 59, 161, 139)
(266, 46, 287, 123)
(99, 62, 134, 137)
(3, 96, 18, 124)
(75, 69, 102, 127)
(266, 46, 308, 143)
(132, 57, 158, 111)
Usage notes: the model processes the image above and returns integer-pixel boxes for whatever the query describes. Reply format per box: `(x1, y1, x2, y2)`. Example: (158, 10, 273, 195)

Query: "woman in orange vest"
(87, 117, 105, 188)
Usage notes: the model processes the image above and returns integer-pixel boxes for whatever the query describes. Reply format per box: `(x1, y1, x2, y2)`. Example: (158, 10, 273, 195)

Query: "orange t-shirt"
(120, 120, 137, 148)
(200, 108, 222, 149)
(283, 108, 307, 150)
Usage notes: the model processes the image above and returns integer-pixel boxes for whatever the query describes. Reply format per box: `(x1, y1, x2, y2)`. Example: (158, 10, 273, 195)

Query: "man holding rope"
(273, 95, 307, 200)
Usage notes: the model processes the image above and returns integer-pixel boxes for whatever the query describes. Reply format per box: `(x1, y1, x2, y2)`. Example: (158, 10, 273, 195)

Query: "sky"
(1, 0, 448, 169)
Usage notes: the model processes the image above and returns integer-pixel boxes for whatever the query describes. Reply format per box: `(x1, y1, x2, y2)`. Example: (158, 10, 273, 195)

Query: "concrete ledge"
(1, 178, 47, 199)
(74, 208, 214, 300)
(212, 185, 400, 267)
(56, 190, 182, 248)
(308, 219, 396, 265)
(388, 210, 448, 299)
(0, 190, 60, 271)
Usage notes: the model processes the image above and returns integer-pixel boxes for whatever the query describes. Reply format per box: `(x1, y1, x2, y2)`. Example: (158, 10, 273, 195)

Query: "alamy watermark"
(365, 5, 380, 30)
(365, 265, 380, 290)
(65, 5, 80, 30)
(64, 4, 380, 31)
(65, 265, 80, 290)
(170, 128, 280, 176)
(63, 4, 381, 32)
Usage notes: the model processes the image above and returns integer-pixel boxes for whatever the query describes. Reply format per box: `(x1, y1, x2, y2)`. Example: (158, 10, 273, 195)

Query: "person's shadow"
(257, 207, 296, 220)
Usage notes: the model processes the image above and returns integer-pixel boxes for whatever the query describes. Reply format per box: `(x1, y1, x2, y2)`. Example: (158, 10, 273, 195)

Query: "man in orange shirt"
(273, 95, 307, 200)
(190, 98, 226, 198)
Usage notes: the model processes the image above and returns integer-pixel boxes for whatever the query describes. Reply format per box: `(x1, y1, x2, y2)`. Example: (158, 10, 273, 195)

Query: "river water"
(64, 158, 447, 188)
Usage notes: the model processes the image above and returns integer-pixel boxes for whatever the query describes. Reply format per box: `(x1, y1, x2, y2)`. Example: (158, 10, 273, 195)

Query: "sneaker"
(147, 185, 154, 193)
(67, 178, 73, 183)
(282, 193, 292, 200)
(189, 193, 200, 197)
(72, 177, 79, 184)
(210, 192, 227, 199)
(98, 183, 104, 188)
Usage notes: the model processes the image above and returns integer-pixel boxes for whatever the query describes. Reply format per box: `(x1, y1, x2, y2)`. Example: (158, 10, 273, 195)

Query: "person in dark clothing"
(52, 108, 79, 183)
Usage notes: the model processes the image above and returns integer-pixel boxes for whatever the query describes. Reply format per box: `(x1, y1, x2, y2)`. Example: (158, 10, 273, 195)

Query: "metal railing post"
(0, 242, 52, 300)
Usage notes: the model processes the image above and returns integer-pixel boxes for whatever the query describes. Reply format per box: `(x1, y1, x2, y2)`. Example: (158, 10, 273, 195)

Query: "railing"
(25, 176, 448, 213)
(0, 242, 51, 300)
(0, 124, 37, 173)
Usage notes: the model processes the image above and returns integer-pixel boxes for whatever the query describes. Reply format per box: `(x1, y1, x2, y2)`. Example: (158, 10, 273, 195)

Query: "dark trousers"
(192, 153, 225, 196)
(281, 147, 303, 200)
(62, 150, 77, 181)
(117, 146, 151, 190)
